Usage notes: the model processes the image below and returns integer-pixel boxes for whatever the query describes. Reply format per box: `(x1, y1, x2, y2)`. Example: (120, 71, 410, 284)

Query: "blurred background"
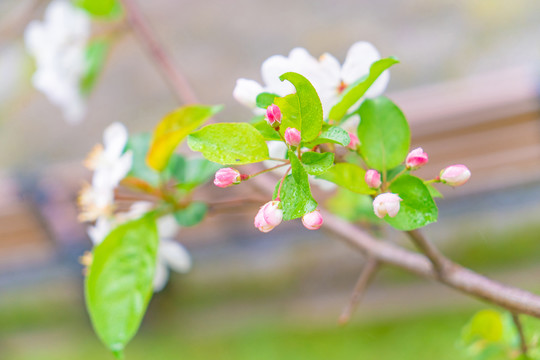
(1, 0, 540, 359)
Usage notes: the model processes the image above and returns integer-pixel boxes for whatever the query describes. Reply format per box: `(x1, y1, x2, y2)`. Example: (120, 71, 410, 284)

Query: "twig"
(406, 229, 451, 277)
(512, 313, 529, 356)
(339, 256, 379, 325)
(120, 0, 198, 104)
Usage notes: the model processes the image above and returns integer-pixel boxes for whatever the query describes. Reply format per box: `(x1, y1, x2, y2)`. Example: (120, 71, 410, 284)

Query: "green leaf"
(301, 152, 334, 175)
(426, 183, 444, 198)
(125, 133, 160, 186)
(252, 118, 281, 141)
(74, 0, 123, 18)
(80, 40, 109, 95)
(329, 57, 399, 122)
(386, 175, 438, 230)
(304, 125, 351, 147)
(147, 105, 222, 171)
(279, 72, 323, 142)
(326, 188, 381, 223)
(462, 310, 505, 345)
(273, 151, 317, 220)
(172, 158, 221, 192)
(173, 202, 208, 227)
(188, 123, 269, 165)
(274, 94, 300, 134)
(255, 92, 278, 109)
(317, 163, 374, 194)
(85, 214, 159, 356)
(357, 96, 411, 172)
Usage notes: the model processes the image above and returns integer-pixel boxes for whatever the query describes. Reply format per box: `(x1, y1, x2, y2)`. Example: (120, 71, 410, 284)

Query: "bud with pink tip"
(439, 164, 471, 186)
(373, 193, 402, 219)
(347, 132, 360, 150)
(214, 168, 242, 188)
(284, 127, 301, 147)
(266, 104, 282, 128)
(365, 169, 382, 189)
(254, 200, 283, 233)
(302, 209, 323, 230)
(405, 147, 429, 170)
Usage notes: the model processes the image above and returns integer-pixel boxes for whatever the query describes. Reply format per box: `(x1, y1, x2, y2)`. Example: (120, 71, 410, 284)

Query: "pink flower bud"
(347, 132, 360, 150)
(214, 168, 241, 188)
(284, 127, 301, 147)
(302, 209, 323, 230)
(373, 193, 402, 219)
(266, 104, 282, 127)
(254, 200, 283, 232)
(440, 164, 471, 186)
(406, 147, 429, 170)
(365, 169, 382, 189)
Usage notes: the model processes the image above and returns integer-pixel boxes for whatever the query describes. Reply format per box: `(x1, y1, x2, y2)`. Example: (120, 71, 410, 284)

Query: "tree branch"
(406, 229, 452, 277)
(512, 313, 529, 356)
(120, 0, 198, 105)
(339, 256, 379, 325)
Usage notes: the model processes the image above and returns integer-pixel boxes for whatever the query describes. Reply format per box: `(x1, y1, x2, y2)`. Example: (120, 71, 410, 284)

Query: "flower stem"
(246, 162, 290, 179)
(276, 166, 292, 200)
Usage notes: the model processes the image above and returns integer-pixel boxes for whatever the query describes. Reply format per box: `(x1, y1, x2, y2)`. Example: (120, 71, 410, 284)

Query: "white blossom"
(24, 0, 91, 123)
(233, 41, 389, 118)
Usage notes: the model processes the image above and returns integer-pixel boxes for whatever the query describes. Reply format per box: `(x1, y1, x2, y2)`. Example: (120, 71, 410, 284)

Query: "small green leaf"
(147, 105, 222, 171)
(188, 123, 269, 165)
(125, 133, 160, 186)
(74, 0, 123, 18)
(357, 96, 411, 172)
(172, 158, 221, 192)
(426, 183, 444, 198)
(326, 188, 381, 223)
(256, 92, 278, 109)
(85, 214, 159, 356)
(304, 125, 351, 147)
(252, 118, 281, 141)
(462, 310, 505, 345)
(273, 151, 317, 220)
(317, 163, 374, 194)
(279, 72, 323, 142)
(329, 57, 399, 122)
(386, 175, 438, 230)
(274, 94, 300, 134)
(301, 152, 334, 175)
(173, 202, 208, 227)
(80, 40, 109, 95)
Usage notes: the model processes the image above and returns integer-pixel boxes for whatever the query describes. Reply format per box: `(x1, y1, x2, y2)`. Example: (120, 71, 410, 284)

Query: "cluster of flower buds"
(265, 104, 282, 128)
(369, 148, 472, 219)
(253, 200, 323, 233)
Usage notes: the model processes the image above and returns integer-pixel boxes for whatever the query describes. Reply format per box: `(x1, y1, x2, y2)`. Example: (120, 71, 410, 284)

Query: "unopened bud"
(406, 147, 429, 170)
(214, 168, 242, 188)
(373, 193, 402, 219)
(266, 104, 282, 128)
(284, 127, 301, 147)
(254, 200, 283, 232)
(440, 165, 471, 186)
(302, 209, 323, 230)
(365, 169, 382, 189)
(347, 132, 360, 150)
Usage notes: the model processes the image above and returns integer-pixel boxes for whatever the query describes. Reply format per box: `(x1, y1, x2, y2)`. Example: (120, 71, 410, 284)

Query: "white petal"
(318, 52, 342, 88)
(108, 150, 133, 186)
(233, 78, 263, 108)
(103, 122, 128, 159)
(159, 238, 192, 273)
(157, 215, 179, 238)
(261, 54, 296, 96)
(87, 216, 113, 245)
(152, 260, 170, 292)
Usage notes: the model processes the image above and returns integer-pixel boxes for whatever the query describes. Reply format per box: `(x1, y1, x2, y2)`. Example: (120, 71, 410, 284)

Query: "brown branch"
(512, 313, 529, 356)
(120, 0, 198, 105)
(339, 256, 379, 325)
(407, 229, 452, 277)
(121, 3, 540, 320)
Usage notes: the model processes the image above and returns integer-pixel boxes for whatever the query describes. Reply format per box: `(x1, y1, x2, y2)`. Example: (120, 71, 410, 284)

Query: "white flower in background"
(233, 41, 389, 118)
(24, 0, 91, 123)
(79, 122, 132, 221)
(87, 202, 192, 292)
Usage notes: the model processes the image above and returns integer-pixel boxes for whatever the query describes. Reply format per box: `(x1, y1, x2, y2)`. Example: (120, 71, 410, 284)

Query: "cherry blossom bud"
(365, 169, 382, 189)
(302, 209, 323, 230)
(266, 104, 282, 128)
(406, 147, 429, 170)
(284, 127, 301, 147)
(347, 132, 359, 150)
(254, 200, 283, 232)
(214, 168, 241, 188)
(373, 193, 402, 219)
(440, 165, 471, 186)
